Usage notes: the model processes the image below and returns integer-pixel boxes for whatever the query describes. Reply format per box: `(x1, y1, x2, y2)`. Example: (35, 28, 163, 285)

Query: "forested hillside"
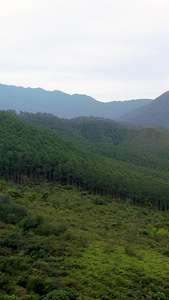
(17, 111, 169, 162)
(18, 111, 169, 157)
(1, 181, 169, 300)
(1, 111, 169, 210)
(2, 110, 169, 299)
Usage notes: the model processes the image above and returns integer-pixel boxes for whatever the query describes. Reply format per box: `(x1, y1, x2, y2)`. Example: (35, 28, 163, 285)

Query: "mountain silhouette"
(119, 91, 169, 128)
(0, 83, 152, 119)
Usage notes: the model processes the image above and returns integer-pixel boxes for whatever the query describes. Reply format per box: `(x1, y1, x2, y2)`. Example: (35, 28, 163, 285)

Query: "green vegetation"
(1, 181, 169, 299)
(2, 111, 169, 209)
(2, 110, 169, 298)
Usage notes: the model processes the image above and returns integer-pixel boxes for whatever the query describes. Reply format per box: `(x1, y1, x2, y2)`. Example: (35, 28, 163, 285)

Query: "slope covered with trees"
(1, 110, 169, 299)
(17, 111, 169, 157)
(18, 111, 169, 166)
(1, 111, 169, 210)
(1, 181, 169, 299)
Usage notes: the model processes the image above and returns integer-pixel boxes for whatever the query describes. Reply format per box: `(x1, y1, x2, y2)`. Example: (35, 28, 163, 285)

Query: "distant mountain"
(119, 91, 169, 128)
(0, 83, 152, 119)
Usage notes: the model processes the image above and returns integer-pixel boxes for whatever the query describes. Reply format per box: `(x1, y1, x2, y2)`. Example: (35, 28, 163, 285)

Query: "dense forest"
(1, 181, 169, 300)
(1, 110, 169, 210)
(1, 110, 169, 299)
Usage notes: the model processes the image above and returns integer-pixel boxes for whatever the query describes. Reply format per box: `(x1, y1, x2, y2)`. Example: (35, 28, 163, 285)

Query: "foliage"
(44, 290, 69, 300)
(1, 111, 169, 210)
(2, 111, 169, 298)
(0, 183, 169, 299)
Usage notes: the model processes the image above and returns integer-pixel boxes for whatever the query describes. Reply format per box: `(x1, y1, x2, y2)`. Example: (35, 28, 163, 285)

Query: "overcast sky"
(0, 0, 169, 101)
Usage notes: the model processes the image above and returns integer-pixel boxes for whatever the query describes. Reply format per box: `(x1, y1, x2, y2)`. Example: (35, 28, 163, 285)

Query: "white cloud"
(0, 0, 169, 100)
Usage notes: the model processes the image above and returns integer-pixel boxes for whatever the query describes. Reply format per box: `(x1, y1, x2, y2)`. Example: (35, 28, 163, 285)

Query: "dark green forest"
(2, 110, 169, 209)
(1, 110, 169, 299)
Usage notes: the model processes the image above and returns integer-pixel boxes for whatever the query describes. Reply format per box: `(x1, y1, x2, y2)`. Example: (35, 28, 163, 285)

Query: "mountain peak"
(155, 91, 169, 103)
(119, 90, 169, 128)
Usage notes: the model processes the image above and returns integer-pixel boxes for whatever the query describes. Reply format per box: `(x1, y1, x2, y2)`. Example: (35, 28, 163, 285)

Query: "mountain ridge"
(0, 83, 152, 119)
(119, 91, 169, 128)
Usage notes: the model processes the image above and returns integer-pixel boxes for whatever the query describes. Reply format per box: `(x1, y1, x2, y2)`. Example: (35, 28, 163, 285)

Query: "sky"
(0, 0, 169, 102)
